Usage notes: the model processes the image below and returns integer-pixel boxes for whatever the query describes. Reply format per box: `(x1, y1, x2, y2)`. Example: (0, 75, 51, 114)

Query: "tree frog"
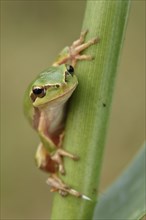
(24, 30, 99, 200)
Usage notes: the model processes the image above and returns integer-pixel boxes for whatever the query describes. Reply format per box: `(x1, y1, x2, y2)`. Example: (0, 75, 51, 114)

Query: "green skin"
(24, 30, 98, 199)
(24, 64, 78, 152)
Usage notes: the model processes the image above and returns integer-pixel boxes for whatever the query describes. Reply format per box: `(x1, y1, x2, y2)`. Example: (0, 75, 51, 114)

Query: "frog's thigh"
(35, 143, 57, 173)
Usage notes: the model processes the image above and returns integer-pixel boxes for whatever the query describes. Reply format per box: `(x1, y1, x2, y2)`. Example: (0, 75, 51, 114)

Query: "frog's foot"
(46, 174, 91, 200)
(72, 29, 89, 47)
(53, 30, 99, 67)
(69, 30, 100, 66)
(51, 149, 79, 175)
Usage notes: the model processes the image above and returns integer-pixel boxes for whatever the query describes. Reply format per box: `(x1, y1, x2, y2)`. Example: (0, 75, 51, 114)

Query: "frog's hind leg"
(50, 131, 79, 175)
(35, 145, 90, 200)
(35, 143, 58, 174)
(47, 174, 91, 200)
(51, 148, 79, 175)
(35, 142, 79, 175)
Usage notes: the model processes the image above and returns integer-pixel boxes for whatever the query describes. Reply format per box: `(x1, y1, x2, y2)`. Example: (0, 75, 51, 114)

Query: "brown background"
(1, 1, 145, 219)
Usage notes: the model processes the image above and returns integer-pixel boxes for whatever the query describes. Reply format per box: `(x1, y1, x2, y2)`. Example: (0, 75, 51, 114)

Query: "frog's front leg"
(53, 30, 99, 67)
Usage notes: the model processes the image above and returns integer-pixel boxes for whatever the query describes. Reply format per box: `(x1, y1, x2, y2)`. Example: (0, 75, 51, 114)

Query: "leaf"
(93, 144, 146, 220)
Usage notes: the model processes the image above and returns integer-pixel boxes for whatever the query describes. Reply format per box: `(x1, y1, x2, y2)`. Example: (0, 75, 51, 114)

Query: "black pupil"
(67, 65, 74, 74)
(33, 87, 43, 95)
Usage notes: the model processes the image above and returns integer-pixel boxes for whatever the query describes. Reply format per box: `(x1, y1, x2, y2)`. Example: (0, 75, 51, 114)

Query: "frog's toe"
(46, 174, 91, 200)
(72, 154, 80, 161)
(59, 164, 66, 175)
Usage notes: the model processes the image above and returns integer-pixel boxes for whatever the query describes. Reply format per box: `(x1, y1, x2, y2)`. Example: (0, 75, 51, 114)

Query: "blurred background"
(1, 1, 145, 219)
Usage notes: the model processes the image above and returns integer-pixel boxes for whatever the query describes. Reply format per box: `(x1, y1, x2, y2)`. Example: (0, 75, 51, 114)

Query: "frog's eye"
(66, 64, 74, 76)
(32, 86, 46, 98)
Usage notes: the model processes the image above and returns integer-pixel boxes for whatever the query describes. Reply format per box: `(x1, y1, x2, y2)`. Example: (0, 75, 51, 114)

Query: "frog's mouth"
(31, 82, 78, 108)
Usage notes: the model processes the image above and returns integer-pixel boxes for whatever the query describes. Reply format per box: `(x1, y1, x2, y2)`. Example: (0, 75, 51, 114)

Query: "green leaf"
(94, 144, 146, 220)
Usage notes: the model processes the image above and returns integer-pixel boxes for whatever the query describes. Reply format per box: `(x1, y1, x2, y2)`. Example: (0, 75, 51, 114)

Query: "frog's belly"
(44, 102, 66, 135)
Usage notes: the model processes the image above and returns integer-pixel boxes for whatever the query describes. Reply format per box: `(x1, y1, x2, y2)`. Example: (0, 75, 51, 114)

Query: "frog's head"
(29, 64, 78, 108)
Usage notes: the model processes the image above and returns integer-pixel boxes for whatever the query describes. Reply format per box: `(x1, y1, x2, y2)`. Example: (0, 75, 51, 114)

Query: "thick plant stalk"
(51, 1, 131, 219)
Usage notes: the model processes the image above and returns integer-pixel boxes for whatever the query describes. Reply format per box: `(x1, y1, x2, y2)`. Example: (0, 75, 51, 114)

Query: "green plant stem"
(51, 1, 131, 219)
